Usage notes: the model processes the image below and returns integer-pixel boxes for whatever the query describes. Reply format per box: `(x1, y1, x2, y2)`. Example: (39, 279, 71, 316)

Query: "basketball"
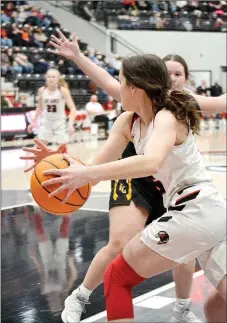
(30, 154, 92, 215)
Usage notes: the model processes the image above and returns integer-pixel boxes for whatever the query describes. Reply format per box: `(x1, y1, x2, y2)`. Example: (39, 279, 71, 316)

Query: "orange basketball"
(30, 154, 92, 215)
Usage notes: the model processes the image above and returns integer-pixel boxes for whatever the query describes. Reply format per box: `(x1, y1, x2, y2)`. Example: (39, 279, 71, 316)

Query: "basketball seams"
(31, 182, 73, 214)
(42, 159, 61, 169)
(44, 159, 88, 201)
(31, 154, 91, 213)
(34, 166, 83, 207)
(76, 188, 86, 200)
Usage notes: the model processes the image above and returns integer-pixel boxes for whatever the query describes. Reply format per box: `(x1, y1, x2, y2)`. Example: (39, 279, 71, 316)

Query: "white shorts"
(38, 118, 69, 144)
(140, 183, 226, 287)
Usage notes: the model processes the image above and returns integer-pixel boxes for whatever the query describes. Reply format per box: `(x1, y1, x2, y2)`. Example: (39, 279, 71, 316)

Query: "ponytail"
(165, 91, 201, 134)
(59, 76, 69, 89)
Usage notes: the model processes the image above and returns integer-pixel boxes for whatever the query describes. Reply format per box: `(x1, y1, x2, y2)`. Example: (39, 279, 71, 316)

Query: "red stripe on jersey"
(176, 189, 201, 205)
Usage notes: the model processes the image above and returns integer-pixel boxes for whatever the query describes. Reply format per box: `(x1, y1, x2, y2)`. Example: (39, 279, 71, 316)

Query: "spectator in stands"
(176, 1, 188, 10)
(2, 47, 24, 74)
(196, 80, 210, 96)
(85, 94, 109, 137)
(210, 82, 223, 97)
(58, 59, 69, 75)
(85, 95, 105, 120)
(1, 24, 13, 47)
(16, 6, 28, 24)
(106, 54, 122, 72)
(1, 93, 13, 108)
(1, 48, 11, 76)
(10, 23, 24, 46)
(103, 96, 117, 111)
(3, 2, 15, 19)
(28, 48, 49, 74)
(1, 11, 11, 24)
(124, 0, 137, 11)
(14, 50, 34, 73)
(154, 12, 165, 29)
(21, 24, 37, 47)
(88, 49, 102, 66)
(14, 94, 28, 107)
(33, 27, 48, 48)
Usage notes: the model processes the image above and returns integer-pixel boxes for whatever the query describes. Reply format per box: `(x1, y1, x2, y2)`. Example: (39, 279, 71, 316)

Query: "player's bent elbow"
(143, 158, 160, 176)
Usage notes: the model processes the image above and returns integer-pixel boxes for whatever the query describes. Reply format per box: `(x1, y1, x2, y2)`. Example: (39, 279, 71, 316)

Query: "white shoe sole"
(61, 296, 71, 323)
(61, 309, 67, 323)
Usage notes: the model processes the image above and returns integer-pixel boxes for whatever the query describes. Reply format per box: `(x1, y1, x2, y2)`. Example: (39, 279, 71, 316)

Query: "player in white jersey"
(40, 51, 226, 323)
(21, 30, 226, 323)
(27, 68, 76, 153)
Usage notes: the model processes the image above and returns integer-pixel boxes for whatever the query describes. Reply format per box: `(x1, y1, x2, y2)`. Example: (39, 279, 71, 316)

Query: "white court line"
(81, 270, 204, 323)
(1, 202, 108, 213)
(81, 208, 108, 213)
(1, 202, 35, 210)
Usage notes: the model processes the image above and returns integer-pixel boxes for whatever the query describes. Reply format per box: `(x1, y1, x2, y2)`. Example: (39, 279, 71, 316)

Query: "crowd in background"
(71, 0, 227, 31)
(0, 0, 225, 133)
(1, 1, 122, 110)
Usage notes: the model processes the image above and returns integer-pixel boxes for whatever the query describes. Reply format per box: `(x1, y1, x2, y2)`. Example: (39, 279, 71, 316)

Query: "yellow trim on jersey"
(126, 179, 132, 200)
(113, 180, 119, 201)
(112, 179, 132, 201)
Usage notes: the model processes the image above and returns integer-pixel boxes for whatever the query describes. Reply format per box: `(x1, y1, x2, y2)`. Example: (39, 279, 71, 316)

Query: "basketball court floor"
(1, 128, 226, 323)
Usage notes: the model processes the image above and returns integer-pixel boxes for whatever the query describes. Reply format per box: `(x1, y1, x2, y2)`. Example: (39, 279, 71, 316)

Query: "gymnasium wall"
(108, 30, 226, 84)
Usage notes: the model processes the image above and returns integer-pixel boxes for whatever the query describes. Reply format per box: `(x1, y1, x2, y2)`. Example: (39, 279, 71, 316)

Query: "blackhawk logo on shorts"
(156, 231, 169, 244)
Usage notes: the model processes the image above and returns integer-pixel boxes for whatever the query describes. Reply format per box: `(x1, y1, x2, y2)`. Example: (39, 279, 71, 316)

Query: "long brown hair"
(122, 54, 201, 133)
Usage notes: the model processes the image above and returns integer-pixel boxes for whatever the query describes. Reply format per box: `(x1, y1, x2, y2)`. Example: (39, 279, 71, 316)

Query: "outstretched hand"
(48, 29, 81, 61)
(20, 138, 65, 172)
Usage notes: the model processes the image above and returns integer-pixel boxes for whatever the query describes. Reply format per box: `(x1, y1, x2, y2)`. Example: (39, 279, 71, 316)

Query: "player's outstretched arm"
(49, 29, 121, 102)
(193, 93, 226, 116)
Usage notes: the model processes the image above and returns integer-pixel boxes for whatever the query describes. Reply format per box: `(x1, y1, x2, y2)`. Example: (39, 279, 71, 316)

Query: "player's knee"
(107, 237, 128, 257)
(103, 256, 129, 299)
(104, 261, 114, 299)
(217, 276, 227, 302)
(204, 290, 226, 321)
(104, 253, 145, 298)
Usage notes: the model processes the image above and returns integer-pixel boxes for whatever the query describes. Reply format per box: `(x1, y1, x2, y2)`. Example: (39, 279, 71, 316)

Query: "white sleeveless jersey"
(131, 117, 211, 206)
(41, 88, 66, 121)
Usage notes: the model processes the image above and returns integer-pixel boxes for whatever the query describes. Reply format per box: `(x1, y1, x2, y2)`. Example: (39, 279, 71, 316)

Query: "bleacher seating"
(69, 0, 227, 32)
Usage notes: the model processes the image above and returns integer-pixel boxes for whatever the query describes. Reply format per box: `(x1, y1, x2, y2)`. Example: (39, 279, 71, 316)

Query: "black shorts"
(109, 142, 166, 225)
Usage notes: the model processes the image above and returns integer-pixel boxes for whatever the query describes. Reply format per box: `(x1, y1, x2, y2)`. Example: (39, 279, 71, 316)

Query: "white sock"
(78, 283, 93, 298)
(175, 298, 191, 307)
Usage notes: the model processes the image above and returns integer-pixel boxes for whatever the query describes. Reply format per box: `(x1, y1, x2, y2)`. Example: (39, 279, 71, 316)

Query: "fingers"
(50, 34, 62, 45)
(34, 138, 48, 150)
(24, 162, 37, 173)
(20, 156, 37, 160)
(48, 184, 68, 197)
(72, 32, 77, 42)
(57, 144, 66, 153)
(48, 48, 60, 55)
(43, 169, 64, 176)
(62, 188, 74, 204)
(56, 28, 67, 41)
(63, 153, 75, 164)
(22, 147, 40, 153)
(49, 40, 60, 50)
